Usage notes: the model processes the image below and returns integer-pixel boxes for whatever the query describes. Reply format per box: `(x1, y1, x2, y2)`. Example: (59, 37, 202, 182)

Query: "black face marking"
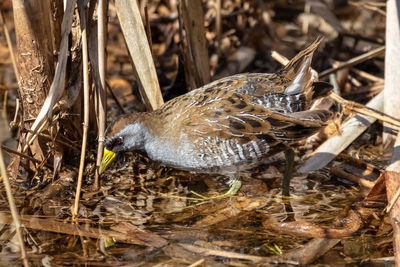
(224, 109, 231, 113)
(234, 100, 247, 109)
(229, 120, 246, 130)
(242, 118, 262, 128)
(106, 136, 123, 151)
(105, 139, 112, 150)
(214, 111, 222, 117)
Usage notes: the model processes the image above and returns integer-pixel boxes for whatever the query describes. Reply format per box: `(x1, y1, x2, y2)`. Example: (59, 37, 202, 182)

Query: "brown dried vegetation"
(0, 0, 396, 266)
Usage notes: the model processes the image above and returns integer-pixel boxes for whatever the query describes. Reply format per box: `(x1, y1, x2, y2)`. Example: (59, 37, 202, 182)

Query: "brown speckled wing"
(172, 88, 328, 169)
(197, 73, 288, 97)
(181, 73, 310, 113)
(178, 37, 325, 114)
(184, 91, 327, 141)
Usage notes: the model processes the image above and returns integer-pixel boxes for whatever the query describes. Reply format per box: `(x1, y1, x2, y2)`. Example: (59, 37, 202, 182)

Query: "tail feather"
(282, 36, 323, 74)
(289, 109, 332, 123)
(282, 36, 324, 95)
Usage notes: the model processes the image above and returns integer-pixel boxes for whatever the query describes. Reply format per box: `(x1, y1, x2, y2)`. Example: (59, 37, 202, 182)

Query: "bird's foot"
(189, 179, 242, 201)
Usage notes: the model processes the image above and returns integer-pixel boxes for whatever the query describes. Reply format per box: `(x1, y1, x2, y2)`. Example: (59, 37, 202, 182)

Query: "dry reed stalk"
(383, 2, 400, 265)
(93, 0, 107, 190)
(73, 2, 90, 219)
(180, 0, 210, 89)
(115, 0, 164, 110)
(319, 46, 385, 78)
(0, 118, 29, 267)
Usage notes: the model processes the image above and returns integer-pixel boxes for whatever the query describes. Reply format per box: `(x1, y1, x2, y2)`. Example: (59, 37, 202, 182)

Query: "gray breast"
(144, 129, 271, 175)
(143, 131, 206, 171)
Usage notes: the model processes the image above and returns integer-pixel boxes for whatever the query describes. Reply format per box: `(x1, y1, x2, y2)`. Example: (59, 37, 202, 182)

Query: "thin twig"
(0, 146, 29, 267)
(1, 145, 52, 168)
(319, 46, 385, 78)
(0, 9, 20, 80)
(180, 243, 298, 265)
(73, 2, 90, 220)
(188, 259, 205, 267)
(349, 1, 386, 16)
(329, 74, 341, 96)
(351, 68, 384, 83)
(10, 98, 20, 129)
(0, 9, 20, 128)
(106, 80, 126, 114)
(271, 50, 290, 65)
(330, 93, 400, 128)
(0, 211, 167, 248)
(94, 0, 107, 190)
(215, 0, 221, 56)
(24, 120, 48, 152)
(2, 90, 7, 118)
(331, 167, 375, 188)
(23, 128, 80, 152)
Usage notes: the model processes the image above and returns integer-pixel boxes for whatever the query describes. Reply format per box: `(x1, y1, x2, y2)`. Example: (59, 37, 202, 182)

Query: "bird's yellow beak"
(99, 148, 116, 174)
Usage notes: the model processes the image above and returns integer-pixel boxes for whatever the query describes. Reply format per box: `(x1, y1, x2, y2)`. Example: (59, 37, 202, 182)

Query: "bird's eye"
(116, 137, 123, 145)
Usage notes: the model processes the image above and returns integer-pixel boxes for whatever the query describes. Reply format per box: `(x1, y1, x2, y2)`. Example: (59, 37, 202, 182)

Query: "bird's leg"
(282, 148, 295, 196)
(220, 178, 242, 198)
(190, 175, 242, 200)
(281, 148, 295, 217)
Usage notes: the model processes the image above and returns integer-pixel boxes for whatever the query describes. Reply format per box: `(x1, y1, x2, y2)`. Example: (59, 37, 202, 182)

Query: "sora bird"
(100, 37, 332, 198)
